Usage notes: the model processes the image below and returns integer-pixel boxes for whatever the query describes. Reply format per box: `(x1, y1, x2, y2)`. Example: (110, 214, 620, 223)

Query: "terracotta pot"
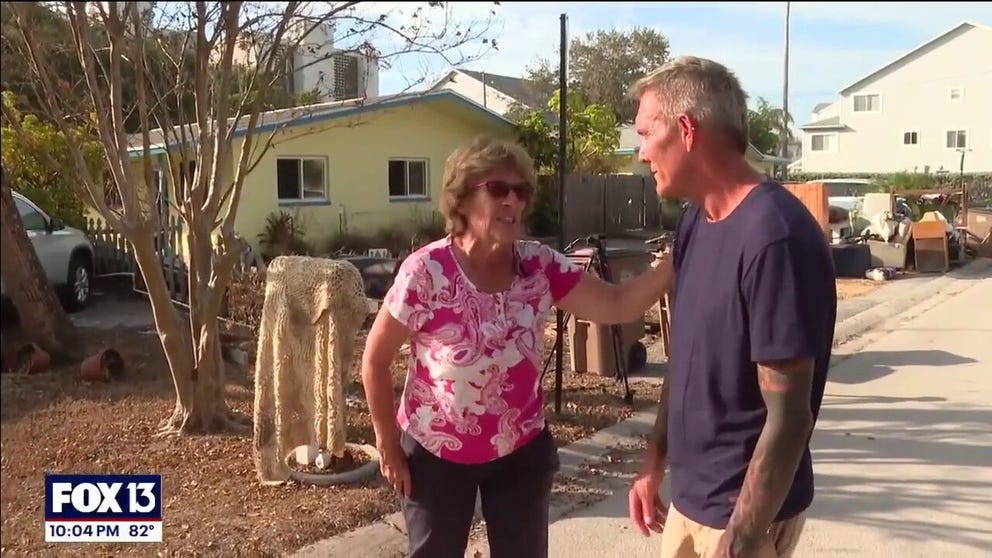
(17, 343, 50, 374)
(80, 348, 125, 382)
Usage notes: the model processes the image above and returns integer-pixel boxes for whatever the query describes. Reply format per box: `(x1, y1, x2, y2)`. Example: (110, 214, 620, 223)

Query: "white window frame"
(947, 86, 965, 102)
(810, 133, 838, 153)
(852, 93, 882, 113)
(945, 129, 968, 150)
(387, 158, 430, 201)
(276, 156, 328, 204)
(901, 130, 920, 147)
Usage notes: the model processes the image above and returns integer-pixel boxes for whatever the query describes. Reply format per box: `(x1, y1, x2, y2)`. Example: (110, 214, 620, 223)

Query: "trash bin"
(565, 246, 652, 377)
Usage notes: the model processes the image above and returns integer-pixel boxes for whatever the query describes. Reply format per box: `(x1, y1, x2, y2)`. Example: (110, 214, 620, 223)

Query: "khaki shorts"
(659, 503, 807, 558)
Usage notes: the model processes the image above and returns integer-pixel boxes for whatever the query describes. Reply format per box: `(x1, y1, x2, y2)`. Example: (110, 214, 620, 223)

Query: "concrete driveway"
(794, 270, 992, 557)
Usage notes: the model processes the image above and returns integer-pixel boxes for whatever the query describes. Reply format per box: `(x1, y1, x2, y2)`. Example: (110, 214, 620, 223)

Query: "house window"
(903, 131, 919, 146)
(853, 94, 881, 112)
(946, 130, 967, 149)
(810, 134, 836, 152)
(277, 157, 327, 202)
(388, 159, 428, 199)
(948, 87, 964, 101)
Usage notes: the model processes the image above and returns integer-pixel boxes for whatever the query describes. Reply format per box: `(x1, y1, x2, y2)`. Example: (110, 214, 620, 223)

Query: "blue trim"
(278, 199, 332, 208)
(129, 90, 516, 158)
(129, 146, 168, 158)
(235, 90, 516, 139)
(614, 147, 636, 155)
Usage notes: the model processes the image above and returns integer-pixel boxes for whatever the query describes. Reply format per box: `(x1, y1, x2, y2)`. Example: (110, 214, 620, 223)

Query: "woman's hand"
(377, 433, 412, 498)
(362, 306, 417, 499)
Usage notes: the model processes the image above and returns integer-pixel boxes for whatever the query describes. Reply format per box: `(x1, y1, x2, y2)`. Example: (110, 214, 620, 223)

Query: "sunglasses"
(480, 180, 533, 201)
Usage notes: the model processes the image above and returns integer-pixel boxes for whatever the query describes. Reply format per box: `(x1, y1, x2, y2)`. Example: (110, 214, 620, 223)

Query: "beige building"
(796, 21, 992, 175)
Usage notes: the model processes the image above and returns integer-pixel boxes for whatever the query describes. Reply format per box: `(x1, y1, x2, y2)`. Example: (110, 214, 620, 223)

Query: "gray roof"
(812, 102, 832, 114)
(457, 69, 546, 108)
(800, 115, 844, 129)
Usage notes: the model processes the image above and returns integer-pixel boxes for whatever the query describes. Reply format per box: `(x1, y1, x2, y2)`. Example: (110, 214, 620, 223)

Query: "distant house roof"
(617, 125, 641, 154)
(799, 115, 846, 130)
(812, 102, 832, 114)
(613, 124, 792, 164)
(433, 68, 546, 109)
(839, 21, 990, 95)
(127, 90, 516, 156)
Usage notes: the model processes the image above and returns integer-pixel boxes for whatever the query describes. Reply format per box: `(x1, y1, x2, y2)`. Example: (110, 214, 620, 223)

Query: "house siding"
(801, 24, 992, 174)
(229, 98, 514, 251)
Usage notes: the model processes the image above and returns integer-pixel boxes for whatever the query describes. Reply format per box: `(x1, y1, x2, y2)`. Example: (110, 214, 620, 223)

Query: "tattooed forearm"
(720, 358, 815, 557)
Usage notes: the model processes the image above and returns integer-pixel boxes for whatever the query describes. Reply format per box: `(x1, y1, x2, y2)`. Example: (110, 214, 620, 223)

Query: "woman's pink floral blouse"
(384, 236, 584, 464)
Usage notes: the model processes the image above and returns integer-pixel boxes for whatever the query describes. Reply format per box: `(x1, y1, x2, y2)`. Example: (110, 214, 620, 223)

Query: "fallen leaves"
(2, 319, 662, 557)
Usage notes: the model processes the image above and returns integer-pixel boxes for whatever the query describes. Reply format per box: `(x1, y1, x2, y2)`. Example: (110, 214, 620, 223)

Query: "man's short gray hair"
(631, 56, 750, 154)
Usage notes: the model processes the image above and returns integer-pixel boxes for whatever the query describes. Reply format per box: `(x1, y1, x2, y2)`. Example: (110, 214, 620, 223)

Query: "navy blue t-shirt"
(665, 180, 837, 529)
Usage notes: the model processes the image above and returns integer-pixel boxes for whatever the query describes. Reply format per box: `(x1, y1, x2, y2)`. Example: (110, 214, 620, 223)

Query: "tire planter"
(284, 443, 380, 487)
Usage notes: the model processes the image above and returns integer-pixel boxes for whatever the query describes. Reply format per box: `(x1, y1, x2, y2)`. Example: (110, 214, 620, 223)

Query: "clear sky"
(369, 2, 991, 128)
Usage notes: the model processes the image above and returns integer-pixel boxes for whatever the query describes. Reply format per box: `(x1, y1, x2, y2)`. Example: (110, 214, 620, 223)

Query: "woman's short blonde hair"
(439, 136, 538, 236)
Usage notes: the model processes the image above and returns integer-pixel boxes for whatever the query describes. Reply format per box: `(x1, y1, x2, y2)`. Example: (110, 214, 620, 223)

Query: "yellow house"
(122, 90, 517, 258)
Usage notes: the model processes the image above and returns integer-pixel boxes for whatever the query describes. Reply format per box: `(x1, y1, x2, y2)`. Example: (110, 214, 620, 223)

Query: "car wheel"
(63, 255, 92, 312)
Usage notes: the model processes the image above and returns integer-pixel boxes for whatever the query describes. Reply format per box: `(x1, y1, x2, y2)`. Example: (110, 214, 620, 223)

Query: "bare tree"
(1, 1, 498, 436)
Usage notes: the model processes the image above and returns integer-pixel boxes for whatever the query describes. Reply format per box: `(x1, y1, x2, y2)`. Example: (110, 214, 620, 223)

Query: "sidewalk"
(292, 258, 992, 558)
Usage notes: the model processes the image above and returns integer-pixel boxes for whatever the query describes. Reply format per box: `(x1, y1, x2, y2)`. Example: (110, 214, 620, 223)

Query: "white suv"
(0, 190, 95, 311)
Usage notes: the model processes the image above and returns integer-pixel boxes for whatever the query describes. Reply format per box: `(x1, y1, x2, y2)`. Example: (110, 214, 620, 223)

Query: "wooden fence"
(562, 174, 660, 241)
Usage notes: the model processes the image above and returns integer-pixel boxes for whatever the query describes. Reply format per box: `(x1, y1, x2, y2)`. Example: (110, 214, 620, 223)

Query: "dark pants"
(400, 427, 560, 558)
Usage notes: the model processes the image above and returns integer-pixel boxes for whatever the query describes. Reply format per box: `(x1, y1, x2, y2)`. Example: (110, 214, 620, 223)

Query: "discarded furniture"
(831, 243, 873, 278)
(861, 192, 895, 225)
(783, 182, 831, 241)
(867, 240, 908, 270)
(911, 213, 949, 273)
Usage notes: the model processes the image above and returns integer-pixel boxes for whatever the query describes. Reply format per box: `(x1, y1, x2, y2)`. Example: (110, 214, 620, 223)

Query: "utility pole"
(957, 148, 971, 234)
(780, 1, 791, 180)
(554, 13, 568, 415)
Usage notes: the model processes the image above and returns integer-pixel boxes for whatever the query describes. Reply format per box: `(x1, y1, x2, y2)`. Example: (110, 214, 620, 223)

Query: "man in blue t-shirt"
(626, 57, 837, 558)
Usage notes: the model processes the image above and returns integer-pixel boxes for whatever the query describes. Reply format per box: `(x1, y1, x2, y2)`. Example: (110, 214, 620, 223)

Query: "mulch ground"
(0, 310, 662, 557)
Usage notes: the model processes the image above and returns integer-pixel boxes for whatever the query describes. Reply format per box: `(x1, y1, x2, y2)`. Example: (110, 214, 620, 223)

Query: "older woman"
(362, 136, 674, 558)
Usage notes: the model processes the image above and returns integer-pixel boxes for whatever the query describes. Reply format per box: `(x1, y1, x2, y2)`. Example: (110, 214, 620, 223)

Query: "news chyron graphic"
(45, 474, 162, 543)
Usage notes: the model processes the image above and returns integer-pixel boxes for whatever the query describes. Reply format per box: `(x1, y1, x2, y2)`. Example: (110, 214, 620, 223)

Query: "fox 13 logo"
(45, 474, 162, 543)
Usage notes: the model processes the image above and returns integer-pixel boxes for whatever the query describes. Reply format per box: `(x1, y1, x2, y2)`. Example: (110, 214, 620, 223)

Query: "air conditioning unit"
(330, 51, 379, 101)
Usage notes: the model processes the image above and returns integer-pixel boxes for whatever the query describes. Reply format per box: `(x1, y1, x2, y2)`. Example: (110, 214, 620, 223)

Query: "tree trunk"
(0, 166, 83, 366)
(159, 314, 242, 434)
(127, 229, 242, 435)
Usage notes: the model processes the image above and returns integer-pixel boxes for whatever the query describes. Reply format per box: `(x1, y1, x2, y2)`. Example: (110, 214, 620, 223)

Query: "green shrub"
(1, 92, 104, 229)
